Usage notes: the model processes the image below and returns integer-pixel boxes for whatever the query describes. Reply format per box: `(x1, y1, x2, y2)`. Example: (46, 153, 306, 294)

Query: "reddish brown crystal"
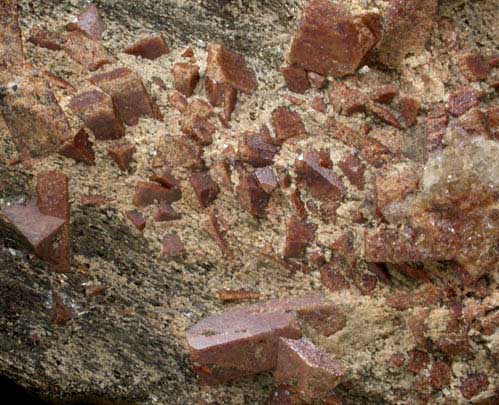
(399, 97, 420, 128)
(169, 90, 188, 112)
(310, 96, 326, 113)
(288, 0, 379, 77)
(338, 152, 365, 190)
(371, 85, 399, 103)
(36, 171, 71, 273)
(0, 203, 65, 262)
(254, 166, 278, 194)
(190, 172, 220, 208)
(69, 90, 125, 140)
(328, 119, 393, 168)
(375, 163, 419, 219)
(426, 103, 448, 154)
(274, 337, 346, 401)
(457, 108, 491, 138)
(124, 34, 170, 60)
(217, 289, 261, 302)
(459, 53, 491, 82)
(429, 362, 451, 390)
(364, 226, 454, 263)
(173, 63, 200, 97)
(28, 27, 64, 50)
(238, 128, 279, 167)
(281, 66, 310, 94)
(70, 3, 106, 40)
(52, 291, 75, 325)
(186, 294, 334, 383)
(284, 216, 317, 259)
(290, 189, 307, 220)
(406, 349, 429, 374)
(126, 210, 146, 231)
(329, 82, 368, 115)
(150, 169, 178, 189)
(236, 171, 270, 218)
(460, 374, 489, 400)
(154, 204, 181, 222)
(182, 115, 217, 146)
(447, 88, 480, 117)
(206, 212, 234, 260)
(206, 43, 257, 94)
(59, 128, 95, 165)
(107, 143, 136, 171)
(63, 30, 113, 71)
(90, 67, 162, 126)
(162, 234, 185, 257)
(43, 71, 76, 91)
(307, 72, 326, 89)
(295, 151, 345, 202)
(367, 102, 402, 129)
(133, 181, 181, 207)
(271, 107, 307, 144)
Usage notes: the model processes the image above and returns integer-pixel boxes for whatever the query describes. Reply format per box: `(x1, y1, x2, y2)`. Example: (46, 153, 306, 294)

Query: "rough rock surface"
(0, 0, 498, 404)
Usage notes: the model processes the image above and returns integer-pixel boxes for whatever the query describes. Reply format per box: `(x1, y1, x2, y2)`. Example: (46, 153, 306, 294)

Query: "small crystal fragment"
(173, 63, 200, 97)
(124, 34, 170, 60)
(190, 172, 220, 208)
(60, 128, 95, 165)
(126, 210, 146, 231)
(107, 143, 136, 171)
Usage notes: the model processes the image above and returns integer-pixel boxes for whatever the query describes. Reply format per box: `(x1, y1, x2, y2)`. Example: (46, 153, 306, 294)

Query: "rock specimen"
(288, 0, 380, 77)
(1, 0, 499, 403)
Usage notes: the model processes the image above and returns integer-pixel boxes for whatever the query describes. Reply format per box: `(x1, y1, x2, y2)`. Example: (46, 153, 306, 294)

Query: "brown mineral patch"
(36, 171, 71, 273)
(288, 0, 378, 77)
(124, 35, 170, 60)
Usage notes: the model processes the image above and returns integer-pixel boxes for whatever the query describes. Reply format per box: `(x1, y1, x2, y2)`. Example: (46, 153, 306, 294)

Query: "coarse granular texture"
(0, 0, 498, 404)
